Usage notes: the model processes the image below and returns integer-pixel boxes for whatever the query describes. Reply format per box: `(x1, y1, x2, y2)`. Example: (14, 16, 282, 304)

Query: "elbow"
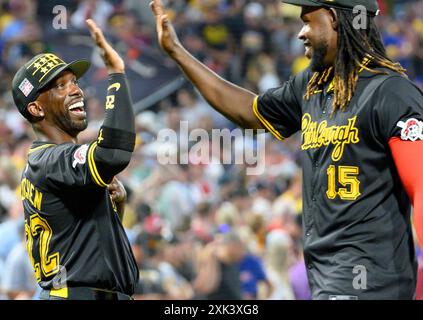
(107, 148, 132, 170)
(94, 147, 133, 178)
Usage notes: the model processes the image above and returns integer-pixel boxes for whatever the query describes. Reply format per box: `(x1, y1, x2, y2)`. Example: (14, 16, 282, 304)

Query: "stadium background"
(0, 0, 422, 300)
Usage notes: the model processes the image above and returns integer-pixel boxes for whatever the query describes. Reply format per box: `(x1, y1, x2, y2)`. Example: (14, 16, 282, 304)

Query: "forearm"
(101, 73, 135, 133)
(93, 74, 135, 183)
(116, 201, 125, 221)
(171, 45, 262, 129)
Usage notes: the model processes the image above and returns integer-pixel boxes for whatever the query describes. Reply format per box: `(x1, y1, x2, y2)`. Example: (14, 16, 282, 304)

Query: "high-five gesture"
(150, 0, 182, 57)
(86, 19, 125, 74)
(149, 0, 260, 130)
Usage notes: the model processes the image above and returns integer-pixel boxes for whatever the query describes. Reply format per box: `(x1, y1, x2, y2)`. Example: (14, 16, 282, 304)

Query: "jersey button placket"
(311, 158, 318, 202)
(324, 95, 331, 114)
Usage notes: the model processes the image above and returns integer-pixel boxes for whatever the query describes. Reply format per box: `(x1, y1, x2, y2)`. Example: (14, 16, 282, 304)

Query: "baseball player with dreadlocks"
(151, 0, 423, 299)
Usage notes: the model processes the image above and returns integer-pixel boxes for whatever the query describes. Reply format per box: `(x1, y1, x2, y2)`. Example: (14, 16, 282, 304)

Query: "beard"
(55, 110, 88, 137)
(310, 41, 330, 72)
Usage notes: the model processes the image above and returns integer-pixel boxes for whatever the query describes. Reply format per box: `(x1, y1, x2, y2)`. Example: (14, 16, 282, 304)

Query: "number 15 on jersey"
(326, 165, 361, 201)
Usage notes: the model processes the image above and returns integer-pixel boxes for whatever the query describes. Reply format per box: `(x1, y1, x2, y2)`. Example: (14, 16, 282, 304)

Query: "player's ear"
(328, 8, 338, 30)
(27, 101, 45, 119)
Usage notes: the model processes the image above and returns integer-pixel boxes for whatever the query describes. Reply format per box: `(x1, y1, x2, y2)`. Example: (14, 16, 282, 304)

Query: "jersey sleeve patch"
(397, 118, 423, 141)
(72, 144, 89, 168)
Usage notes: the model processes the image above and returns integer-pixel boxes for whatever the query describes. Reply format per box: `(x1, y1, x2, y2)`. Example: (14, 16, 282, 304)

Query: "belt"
(40, 287, 133, 300)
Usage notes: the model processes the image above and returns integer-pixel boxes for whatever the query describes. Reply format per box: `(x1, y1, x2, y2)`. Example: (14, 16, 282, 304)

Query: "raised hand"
(86, 19, 125, 74)
(150, 0, 182, 57)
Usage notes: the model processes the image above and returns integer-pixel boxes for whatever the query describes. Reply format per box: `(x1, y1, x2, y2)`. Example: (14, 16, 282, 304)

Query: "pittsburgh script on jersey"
(301, 113, 360, 161)
(21, 178, 43, 210)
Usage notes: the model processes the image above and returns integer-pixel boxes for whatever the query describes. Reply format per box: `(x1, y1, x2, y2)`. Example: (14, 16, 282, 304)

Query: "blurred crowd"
(0, 0, 423, 300)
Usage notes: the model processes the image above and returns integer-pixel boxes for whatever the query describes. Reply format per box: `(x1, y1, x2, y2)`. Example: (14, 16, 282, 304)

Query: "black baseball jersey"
(21, 141, 139, 296)
(254, 65, 423, 299)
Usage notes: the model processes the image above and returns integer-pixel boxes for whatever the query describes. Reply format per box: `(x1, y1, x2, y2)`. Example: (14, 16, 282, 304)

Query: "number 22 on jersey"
(25, 214, 60, 282)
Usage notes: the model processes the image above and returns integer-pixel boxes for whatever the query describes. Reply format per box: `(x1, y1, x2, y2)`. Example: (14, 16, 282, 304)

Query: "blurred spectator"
(215, 201, 241, 231)
(190, 201, 217, 244)
(0, 199, 24, 286)
(108, 9, 152, 54)
(0, 0, 41, 69)
(239, 247, 271, 300)
(289, 250, 311, 300)
(193, 231, 244, 300)
(264, 230, 295, 300)
(178, 87, 211, 130)
(132, 233, 195, 300)
(71, 0, 114, 30)
(0, 220, 37, 300)
(249, 180, 276, 222)
(156, 236, 194, 299)
(0, 155, 20, 218)
(156, 164, 196, 233)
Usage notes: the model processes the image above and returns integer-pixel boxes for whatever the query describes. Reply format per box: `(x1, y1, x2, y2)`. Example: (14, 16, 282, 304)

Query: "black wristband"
(97, 126, 136, 152)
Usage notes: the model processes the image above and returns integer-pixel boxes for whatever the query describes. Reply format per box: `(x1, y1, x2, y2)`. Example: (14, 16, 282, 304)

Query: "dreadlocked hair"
(304, 8, 406, 113)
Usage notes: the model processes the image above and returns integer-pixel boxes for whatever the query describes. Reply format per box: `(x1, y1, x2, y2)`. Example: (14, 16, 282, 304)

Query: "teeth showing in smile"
(68, 101, 85, 111)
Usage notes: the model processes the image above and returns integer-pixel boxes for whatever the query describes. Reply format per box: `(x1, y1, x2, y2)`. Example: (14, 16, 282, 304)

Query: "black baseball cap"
(282, 0, 379, 15)
(12, 53, 90, 120)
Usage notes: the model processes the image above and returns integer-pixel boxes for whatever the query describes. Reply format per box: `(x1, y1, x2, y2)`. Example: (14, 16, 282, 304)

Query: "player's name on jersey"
(301, 113, 360, 162)
(21, 178, 43, 211)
